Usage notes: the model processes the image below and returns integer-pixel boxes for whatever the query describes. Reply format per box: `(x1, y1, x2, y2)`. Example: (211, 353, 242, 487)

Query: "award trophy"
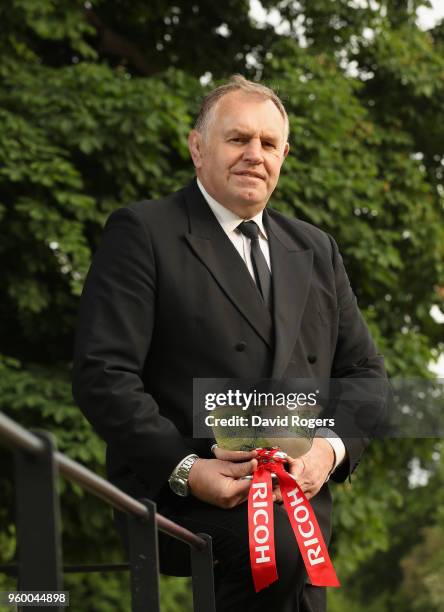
(211, 400, 320, 459)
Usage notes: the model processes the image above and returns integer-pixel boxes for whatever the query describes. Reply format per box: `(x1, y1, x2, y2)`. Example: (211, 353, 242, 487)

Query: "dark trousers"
(116, 489, 327, 612)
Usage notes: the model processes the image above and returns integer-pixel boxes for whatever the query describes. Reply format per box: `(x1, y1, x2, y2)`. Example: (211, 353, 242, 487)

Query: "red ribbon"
(248, 447, 340, 592)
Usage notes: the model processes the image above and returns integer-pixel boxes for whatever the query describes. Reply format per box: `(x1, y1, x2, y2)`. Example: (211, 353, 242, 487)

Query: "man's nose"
(242, 138, 263, 163)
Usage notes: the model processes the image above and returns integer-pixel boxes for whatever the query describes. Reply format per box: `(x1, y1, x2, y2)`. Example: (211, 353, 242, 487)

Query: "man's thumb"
(230, 458, 257, 478)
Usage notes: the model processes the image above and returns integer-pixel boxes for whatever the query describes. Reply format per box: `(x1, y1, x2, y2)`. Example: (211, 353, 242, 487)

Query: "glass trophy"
(211, 401, 320, 458)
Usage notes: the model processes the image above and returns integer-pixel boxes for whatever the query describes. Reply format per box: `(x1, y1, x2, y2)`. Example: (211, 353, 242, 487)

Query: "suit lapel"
(183, 181, 273, 349)
(265, 211, 313, 378)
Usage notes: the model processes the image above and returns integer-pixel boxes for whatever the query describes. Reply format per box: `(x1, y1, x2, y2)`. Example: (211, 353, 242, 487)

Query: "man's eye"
(263, 142, 275, 148)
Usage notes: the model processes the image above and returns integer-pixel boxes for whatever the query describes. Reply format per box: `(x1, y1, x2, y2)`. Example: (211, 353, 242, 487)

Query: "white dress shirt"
(197, 178, 271, 275)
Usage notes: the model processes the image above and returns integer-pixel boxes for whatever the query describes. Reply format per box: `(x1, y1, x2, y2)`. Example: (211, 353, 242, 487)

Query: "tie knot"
(238, 220, 259, 240)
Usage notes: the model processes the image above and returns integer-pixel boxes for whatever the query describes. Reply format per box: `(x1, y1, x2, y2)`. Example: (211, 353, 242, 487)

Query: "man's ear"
(283, 142, 290, 160)
(188, 130, 203, 168)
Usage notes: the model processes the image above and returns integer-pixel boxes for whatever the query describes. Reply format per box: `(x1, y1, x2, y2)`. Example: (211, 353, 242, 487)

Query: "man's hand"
(273, 438, 335, 503)
(188, 449, 257, 508)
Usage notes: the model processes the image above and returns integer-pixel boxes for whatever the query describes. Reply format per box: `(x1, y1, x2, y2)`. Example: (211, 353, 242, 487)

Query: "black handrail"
(0, 411, 216, 611)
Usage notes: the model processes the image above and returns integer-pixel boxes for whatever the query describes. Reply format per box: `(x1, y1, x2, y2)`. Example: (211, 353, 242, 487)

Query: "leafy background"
(0, 0, 443, 610)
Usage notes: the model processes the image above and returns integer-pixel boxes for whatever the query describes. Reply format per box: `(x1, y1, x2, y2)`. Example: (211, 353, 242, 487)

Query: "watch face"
(171, 478, 188, 497)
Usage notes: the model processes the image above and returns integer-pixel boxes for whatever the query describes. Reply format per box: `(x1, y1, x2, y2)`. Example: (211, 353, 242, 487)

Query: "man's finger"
(229, 477, 253, 495)
(214, 447, 257, 462)
(304, 487, 317, 501)
(224, 475, 255, 506)
(225, 458, 257, 478)
(290, 458, 306, 481)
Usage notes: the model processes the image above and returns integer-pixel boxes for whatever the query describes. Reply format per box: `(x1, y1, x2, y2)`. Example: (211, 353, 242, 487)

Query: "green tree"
(401, 525, 444, 611)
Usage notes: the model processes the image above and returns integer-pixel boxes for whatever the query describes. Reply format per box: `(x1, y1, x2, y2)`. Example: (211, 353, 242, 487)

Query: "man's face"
(188, 91, 289, 218)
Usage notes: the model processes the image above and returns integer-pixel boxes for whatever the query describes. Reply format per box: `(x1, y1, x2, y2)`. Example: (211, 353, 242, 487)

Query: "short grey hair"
(194, 74, 289, 142)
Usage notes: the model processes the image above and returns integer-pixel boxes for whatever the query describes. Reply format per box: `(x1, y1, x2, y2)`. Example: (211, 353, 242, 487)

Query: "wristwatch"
(168, 454, 200, 497)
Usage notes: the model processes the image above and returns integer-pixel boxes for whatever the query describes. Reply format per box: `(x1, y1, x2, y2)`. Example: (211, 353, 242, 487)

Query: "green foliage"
(264, 38, 443, 378)
(329, 440, 444, 611)
(0, 55, 198, 362)
(400, 524, 444, 611)
(1, 1, 443, 610)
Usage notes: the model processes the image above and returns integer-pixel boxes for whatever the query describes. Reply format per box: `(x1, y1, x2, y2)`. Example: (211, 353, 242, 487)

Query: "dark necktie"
(238, 221, 272, 309)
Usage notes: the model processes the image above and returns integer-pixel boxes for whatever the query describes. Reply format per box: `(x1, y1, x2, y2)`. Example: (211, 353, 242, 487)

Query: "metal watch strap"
(168, 454, 199, 497)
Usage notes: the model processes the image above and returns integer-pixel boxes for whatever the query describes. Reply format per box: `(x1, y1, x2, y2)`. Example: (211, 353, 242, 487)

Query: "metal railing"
(0, 411, 216, 611)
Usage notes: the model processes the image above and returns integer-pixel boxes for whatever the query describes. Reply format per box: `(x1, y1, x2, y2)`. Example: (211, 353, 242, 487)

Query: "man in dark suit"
(73, 75, 386, 611)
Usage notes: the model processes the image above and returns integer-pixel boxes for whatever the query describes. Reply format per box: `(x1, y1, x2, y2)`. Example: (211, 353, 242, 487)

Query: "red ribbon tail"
(248, 468, 278, 592)
(277, 466, 340, 588)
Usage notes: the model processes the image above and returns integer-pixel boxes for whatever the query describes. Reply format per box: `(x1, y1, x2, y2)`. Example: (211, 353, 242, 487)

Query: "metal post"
(128, 498, 160, 612)
(191, 533, 216, 612)
(14, 431, 63, 611)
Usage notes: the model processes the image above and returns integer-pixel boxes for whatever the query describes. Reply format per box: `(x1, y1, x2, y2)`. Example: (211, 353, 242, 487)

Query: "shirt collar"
(197, 178, 268, 239)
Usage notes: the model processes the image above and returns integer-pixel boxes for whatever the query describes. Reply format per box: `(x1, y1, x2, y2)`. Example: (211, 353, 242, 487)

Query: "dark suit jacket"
(72, 179, 386, 532)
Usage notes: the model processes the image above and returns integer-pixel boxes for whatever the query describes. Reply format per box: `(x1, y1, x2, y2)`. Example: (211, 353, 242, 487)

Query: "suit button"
(235, 341, 247, 352)
(307, 354, 317, 364)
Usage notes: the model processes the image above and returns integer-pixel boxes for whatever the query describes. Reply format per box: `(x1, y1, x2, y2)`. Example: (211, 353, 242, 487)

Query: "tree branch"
(84, 7, 157, 76)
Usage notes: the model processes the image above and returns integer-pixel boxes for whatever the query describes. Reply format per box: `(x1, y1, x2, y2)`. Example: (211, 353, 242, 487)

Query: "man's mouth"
(234, 171, 265, 181)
